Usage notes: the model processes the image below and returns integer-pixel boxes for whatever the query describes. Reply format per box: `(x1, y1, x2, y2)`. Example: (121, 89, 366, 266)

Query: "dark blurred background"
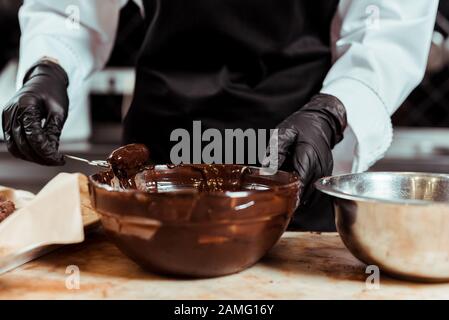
(0, 0, 21, 72)
(393, 1, 449, 127)
(0, 0, 449, 191)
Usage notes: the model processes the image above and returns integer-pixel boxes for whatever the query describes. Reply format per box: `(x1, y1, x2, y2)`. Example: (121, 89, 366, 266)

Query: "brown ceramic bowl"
(88, 164, 300, 277)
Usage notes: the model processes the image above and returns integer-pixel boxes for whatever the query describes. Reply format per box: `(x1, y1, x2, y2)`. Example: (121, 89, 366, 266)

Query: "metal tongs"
(65, 155, 110, 169)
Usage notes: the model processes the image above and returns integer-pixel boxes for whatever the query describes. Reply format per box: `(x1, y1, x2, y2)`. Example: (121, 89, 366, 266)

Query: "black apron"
(124, 0, 339, 231)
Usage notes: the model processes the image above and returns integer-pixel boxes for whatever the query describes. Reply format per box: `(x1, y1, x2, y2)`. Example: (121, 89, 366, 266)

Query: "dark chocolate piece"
(0, 200, 15, 222)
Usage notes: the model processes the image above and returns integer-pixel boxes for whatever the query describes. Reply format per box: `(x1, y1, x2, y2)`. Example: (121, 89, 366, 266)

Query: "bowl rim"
(88, 164, 301, 198)
(315, 171, 449, 206)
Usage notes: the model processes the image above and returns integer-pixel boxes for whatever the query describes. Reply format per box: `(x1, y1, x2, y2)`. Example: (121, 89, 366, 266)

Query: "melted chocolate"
(189, 164, 251, 192)
(107, 144, 150, 188)
(116, 164, 252, 193)
(90, 146, 300, 277)
(89, 163, 300, 277)
(105, 144, 252, 193)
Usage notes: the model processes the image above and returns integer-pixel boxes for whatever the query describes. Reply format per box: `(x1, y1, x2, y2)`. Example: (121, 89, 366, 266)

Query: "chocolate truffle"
(0, 199, 15, 223)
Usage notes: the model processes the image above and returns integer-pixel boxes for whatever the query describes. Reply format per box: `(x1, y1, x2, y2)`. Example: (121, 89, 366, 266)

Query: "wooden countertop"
(1, 231, 448, 299)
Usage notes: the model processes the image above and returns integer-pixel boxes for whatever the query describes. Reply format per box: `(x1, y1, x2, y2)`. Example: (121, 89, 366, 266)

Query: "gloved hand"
(265, 94, 347, 205)
(2, 59, 69, 165)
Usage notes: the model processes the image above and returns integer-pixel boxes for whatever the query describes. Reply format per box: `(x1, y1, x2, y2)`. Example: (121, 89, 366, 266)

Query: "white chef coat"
(15, 0, 438, 173)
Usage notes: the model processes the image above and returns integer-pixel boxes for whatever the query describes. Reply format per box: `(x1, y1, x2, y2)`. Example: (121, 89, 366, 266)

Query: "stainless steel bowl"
(316, 172, 449, 282)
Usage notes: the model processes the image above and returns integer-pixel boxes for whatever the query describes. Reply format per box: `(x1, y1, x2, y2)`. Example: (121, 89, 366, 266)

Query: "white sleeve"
(321, 0, 438, 173)
(17, 0, 127, 93)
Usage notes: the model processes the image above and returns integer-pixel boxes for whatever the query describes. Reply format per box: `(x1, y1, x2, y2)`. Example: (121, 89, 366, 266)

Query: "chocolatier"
(3, 1, 437, 232)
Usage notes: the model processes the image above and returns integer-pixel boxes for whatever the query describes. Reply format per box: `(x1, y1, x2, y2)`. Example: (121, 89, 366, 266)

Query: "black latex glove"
(266, 94, 347, 205)
(2, 59, 69, 166)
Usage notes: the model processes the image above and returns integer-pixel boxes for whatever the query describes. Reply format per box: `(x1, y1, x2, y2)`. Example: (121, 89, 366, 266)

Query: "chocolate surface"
(106, 144, 255, 193)
(135, 164, 254, 194)
(189, 164, 251, 192)
(107, 144, 150, 188)
(0, 199, 15, 223)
